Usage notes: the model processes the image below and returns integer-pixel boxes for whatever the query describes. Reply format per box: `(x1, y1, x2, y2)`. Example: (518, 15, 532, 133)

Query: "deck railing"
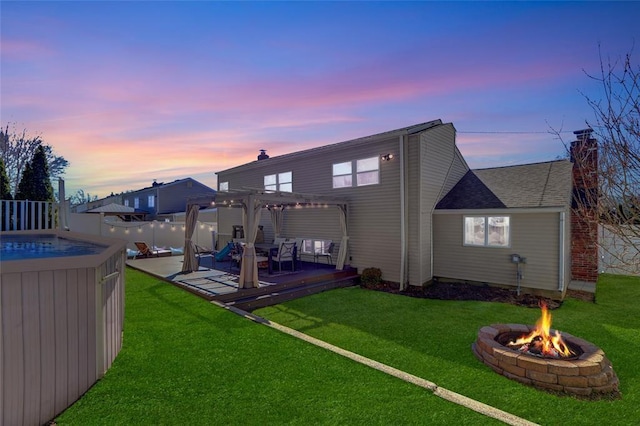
(1, 199, 59, 231)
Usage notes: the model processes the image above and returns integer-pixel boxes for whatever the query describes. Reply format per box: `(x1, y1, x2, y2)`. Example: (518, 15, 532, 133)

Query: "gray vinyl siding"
(439, 148, 469, 201)
(157, 180, 215, 214)
(433, 212, 564, 292)
(217, 135, 403, 280)
(120, 179, 215, 219)
(407, 123, 460, 286)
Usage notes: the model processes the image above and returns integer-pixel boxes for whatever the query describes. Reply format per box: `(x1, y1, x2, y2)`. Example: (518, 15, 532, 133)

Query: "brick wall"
(570, 130, 599, 283)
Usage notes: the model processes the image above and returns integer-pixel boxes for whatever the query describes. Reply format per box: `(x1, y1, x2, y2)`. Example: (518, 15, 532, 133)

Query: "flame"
(509, 302, 574, 358)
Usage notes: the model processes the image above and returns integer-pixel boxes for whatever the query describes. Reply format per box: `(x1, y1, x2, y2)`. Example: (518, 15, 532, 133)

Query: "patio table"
(255, 243, 299, 274)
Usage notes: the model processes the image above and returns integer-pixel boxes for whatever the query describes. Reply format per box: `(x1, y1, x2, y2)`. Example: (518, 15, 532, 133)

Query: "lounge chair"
(134, 242, 171, 258)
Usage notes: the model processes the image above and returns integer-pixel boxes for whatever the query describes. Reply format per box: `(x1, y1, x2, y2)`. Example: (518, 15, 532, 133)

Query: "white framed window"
(219, 181, 229, 192)
(332, 162, 352, 188)
(134, 197, 140, 209)
(464, 216, 510, 247)
(124, 199, 129, 207)
(301, 239, 331, 254)
(333, 156, 379, 188)
(148, 195, 155, 208)
(278, 171, 292, 192)
(356, 156, 379, 186)
(264, 171, 292, 192)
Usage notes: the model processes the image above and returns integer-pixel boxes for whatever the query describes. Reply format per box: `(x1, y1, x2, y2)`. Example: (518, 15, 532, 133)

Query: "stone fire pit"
(473, 324, 619, 398)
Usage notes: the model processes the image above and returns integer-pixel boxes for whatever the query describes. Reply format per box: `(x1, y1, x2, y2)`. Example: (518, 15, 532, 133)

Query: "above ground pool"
(1, 233, 107, 261)
(1, 229, 127, 426)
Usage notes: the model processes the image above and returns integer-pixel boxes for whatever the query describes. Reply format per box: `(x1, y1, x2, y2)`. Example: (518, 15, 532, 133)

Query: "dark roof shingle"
(436, 160, 572, 210)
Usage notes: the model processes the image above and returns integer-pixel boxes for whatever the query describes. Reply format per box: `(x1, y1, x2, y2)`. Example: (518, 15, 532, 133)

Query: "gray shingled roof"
(436, 160, 573, 209)
(87, 203, 135, 213)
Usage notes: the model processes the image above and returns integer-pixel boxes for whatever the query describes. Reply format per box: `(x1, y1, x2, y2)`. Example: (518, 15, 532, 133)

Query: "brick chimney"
(570, 129, 599, 283)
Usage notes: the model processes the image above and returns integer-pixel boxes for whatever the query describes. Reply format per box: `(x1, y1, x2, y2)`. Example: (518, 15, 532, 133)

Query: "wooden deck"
(214, 267, 359, 311)
(128, 255, 360, 312)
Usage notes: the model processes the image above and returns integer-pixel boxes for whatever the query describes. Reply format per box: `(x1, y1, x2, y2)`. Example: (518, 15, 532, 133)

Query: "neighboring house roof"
(125, 177, 215, 195)
(436, 160, 572, 210)
(86, 202, 148, 221)
(87, 203, 135, 213)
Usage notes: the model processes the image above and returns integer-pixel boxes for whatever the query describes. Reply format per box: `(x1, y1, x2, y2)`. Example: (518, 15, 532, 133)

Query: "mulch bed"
(362, 280, 565, 309)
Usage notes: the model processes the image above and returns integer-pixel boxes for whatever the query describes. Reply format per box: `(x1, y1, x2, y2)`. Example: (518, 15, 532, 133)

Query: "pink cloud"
(0, 39, 53, 60)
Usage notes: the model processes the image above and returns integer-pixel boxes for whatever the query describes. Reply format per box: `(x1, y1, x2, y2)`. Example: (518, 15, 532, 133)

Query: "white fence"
(67, 212, 218, 256)
(599, 224, 640, 276)
(1, 199, 59, 231)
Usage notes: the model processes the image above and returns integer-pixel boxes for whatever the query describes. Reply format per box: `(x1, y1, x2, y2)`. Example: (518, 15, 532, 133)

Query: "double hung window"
(464, 216, 510, 247)
(332, 156, 379, 188)
(264, 172, 292, 192)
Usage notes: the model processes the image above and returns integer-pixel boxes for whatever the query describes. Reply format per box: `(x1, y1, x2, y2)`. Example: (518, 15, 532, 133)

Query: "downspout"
(399, 134, 407, 290)
(558, 211, 566, 291)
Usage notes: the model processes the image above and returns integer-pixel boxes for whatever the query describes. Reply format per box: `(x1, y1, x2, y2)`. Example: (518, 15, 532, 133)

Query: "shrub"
(360, 267, 382, 287)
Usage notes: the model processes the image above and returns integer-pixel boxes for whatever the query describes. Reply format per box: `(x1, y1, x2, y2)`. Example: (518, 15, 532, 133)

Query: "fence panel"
(1, 200, 58, 231)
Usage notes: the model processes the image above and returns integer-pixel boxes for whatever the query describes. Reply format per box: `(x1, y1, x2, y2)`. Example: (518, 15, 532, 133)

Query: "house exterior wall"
(407, 124, 465, 286)
(156, 180, 215, 215)
(217, 135, 404, 280)
(120, 179, 216, 220)
(216, 122, 464, 283)
(123, 188, 157, 216)
(433, 211, 567, 296)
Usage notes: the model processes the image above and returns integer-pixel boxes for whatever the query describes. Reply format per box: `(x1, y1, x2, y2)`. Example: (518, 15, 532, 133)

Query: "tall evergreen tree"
(0, 158, 12, 200)
(15, 145, 54, 201)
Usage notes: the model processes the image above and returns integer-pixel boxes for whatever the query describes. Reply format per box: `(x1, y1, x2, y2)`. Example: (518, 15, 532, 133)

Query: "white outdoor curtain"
(269, 205, 285, 238)
(238, 199, 263, 288)
(181, 203, 200, 273)
(335, 204, 349, 270)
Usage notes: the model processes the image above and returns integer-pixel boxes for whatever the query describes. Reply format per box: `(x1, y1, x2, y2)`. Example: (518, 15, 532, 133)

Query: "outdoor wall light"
(381, 153, 394, 161)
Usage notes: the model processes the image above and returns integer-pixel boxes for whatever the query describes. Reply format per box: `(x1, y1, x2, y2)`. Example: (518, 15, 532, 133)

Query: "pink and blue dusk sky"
(2, 1, 639, 199)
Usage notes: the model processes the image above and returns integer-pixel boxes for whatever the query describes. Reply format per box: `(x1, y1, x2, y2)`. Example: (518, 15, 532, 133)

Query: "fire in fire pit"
(502, 302, 575, 358)
(472, 303, 620, 398)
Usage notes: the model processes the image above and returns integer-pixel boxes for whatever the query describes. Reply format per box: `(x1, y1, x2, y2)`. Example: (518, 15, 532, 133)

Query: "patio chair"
(314, 241, 334, 265)
(274, 241, 296, 272)
(230, 242, 244, 271)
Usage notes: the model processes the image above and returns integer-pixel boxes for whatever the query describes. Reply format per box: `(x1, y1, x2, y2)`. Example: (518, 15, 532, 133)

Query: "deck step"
(227, 276, 358, 312)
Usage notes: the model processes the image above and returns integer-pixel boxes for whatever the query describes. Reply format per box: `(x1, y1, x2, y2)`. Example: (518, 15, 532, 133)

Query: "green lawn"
(257, 274, 640, 425)
(56, 271, 639, 425)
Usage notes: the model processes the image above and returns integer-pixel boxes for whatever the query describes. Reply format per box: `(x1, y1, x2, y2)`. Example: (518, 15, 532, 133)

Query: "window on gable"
(356, 156, 379, 186)
(464, 216, 510, 247)
(333, 157, 379, 188)
(148, 195, 155, 208)
(219, 181, 229, 192)
(332, 162, 352, 188)
(264, 171, 293, 192)
(278, 171, 292, 192)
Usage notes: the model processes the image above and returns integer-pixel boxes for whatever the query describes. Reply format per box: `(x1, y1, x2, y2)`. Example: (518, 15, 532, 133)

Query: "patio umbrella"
(238, 197, 262, 288)
(180, 203, 200, 273)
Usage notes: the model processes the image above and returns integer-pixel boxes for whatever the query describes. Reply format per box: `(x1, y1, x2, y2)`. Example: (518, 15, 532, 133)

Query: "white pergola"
(210, 188, 350, 289)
